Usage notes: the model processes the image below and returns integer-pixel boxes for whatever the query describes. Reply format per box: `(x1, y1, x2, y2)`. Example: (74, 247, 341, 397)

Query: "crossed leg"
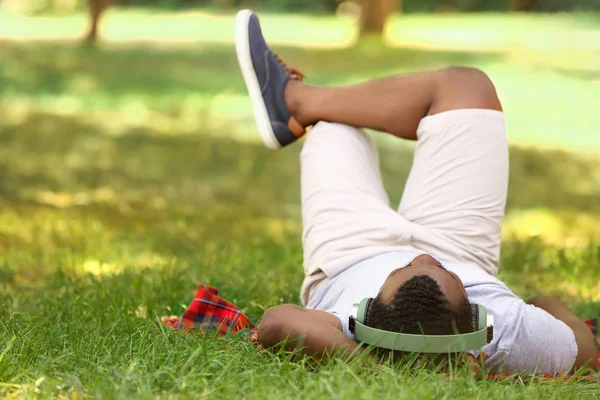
(286, 66, 502, 140)
(298, 67, 508, 306)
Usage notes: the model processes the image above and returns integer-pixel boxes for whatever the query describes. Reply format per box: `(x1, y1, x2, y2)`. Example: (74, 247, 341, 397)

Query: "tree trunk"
(212, 0, 235, 8)
(358, 0, 396, 37)
(86, 0, 110, 43)
(508, 0, 536, 11)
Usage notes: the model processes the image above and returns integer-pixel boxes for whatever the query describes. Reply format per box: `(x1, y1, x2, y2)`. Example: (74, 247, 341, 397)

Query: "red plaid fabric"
(164, 285, 598, 381)
(175, 285, 254, 335)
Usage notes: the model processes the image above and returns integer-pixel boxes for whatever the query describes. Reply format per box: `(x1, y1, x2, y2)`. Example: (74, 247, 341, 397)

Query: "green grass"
(1, 9, 600, 399)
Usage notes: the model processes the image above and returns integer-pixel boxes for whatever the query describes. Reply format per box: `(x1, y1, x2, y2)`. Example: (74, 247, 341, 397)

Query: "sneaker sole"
(235, 9, 281, 150)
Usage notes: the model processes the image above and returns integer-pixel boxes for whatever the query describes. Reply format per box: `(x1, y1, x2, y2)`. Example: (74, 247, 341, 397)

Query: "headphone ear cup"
(356, 298, 373, 324)
(472, 304, 487, 331)
(470, 303, 479, 332)
(477, 304, 487, 331)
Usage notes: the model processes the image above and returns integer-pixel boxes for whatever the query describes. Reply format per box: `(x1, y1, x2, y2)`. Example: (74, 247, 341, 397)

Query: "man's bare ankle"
(284, 80, 312, 128)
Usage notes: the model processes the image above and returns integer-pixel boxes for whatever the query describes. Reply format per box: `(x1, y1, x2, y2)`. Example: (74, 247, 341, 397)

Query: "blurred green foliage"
(404, 0, 600, 12)
(3, 10, 600, 149)
(11, 0, 600, 14)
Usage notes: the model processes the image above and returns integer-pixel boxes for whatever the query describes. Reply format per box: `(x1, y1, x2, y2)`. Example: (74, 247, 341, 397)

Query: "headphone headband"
(349, 299, 492, 353)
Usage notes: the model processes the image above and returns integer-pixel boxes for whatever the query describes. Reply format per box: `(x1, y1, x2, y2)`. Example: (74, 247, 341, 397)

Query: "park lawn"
(0, 9, 600, 399)
(1, 127, 600, 398)
(1, 125, 600, 399)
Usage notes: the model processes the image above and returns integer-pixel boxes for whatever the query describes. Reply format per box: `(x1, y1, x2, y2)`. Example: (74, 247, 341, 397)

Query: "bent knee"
(430, 66, 502, 114)
(442, 66, 492, 83)
(302, 122, 370, 151)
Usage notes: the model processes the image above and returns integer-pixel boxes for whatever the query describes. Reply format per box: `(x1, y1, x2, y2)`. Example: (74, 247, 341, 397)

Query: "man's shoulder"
(446, 262, 504, 287)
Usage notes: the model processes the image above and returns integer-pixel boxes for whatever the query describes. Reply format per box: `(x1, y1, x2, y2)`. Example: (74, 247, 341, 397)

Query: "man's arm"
(526, 296, 598, 371)
(257, 304, 363, 360)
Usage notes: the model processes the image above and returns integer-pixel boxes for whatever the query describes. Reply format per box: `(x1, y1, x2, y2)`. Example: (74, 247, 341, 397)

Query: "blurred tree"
(455, 0, 483, 10)
(212, 0, 235, 8)
(358, 0, 397, 37)
(508, 0, 536, 10)
(86, 0, 109, 43)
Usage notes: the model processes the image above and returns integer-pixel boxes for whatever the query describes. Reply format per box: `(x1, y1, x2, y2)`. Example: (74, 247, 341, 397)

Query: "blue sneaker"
(235, 9, 306, 150)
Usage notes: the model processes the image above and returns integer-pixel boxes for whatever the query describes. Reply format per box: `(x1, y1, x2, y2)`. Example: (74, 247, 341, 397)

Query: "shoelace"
(273, 52, 305, 81)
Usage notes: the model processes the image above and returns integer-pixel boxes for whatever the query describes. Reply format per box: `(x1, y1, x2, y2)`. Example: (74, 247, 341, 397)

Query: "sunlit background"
(0, 0, 599, 396)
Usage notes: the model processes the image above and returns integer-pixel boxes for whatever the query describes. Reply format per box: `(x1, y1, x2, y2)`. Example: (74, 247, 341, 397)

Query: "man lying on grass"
(234, 9, 598, 374)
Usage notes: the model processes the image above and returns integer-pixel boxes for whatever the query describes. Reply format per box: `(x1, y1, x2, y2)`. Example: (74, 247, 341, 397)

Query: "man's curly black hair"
(367, 274, 473, 335)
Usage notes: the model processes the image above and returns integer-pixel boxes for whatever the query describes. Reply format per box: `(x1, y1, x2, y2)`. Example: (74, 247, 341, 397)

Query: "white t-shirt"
(305, 251, 578, 373)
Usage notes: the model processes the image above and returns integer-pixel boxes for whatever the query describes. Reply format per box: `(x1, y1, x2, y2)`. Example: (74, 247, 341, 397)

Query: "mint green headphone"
(349, 298, 491, 353)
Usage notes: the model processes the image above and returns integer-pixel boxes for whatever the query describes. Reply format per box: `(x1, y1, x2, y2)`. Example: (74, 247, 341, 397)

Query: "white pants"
(300, 109, 509, 305)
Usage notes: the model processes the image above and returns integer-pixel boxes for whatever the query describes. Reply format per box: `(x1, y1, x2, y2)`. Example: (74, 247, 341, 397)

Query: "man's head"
(362, 253, 488, 375)
(367, 254, 473, 336)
